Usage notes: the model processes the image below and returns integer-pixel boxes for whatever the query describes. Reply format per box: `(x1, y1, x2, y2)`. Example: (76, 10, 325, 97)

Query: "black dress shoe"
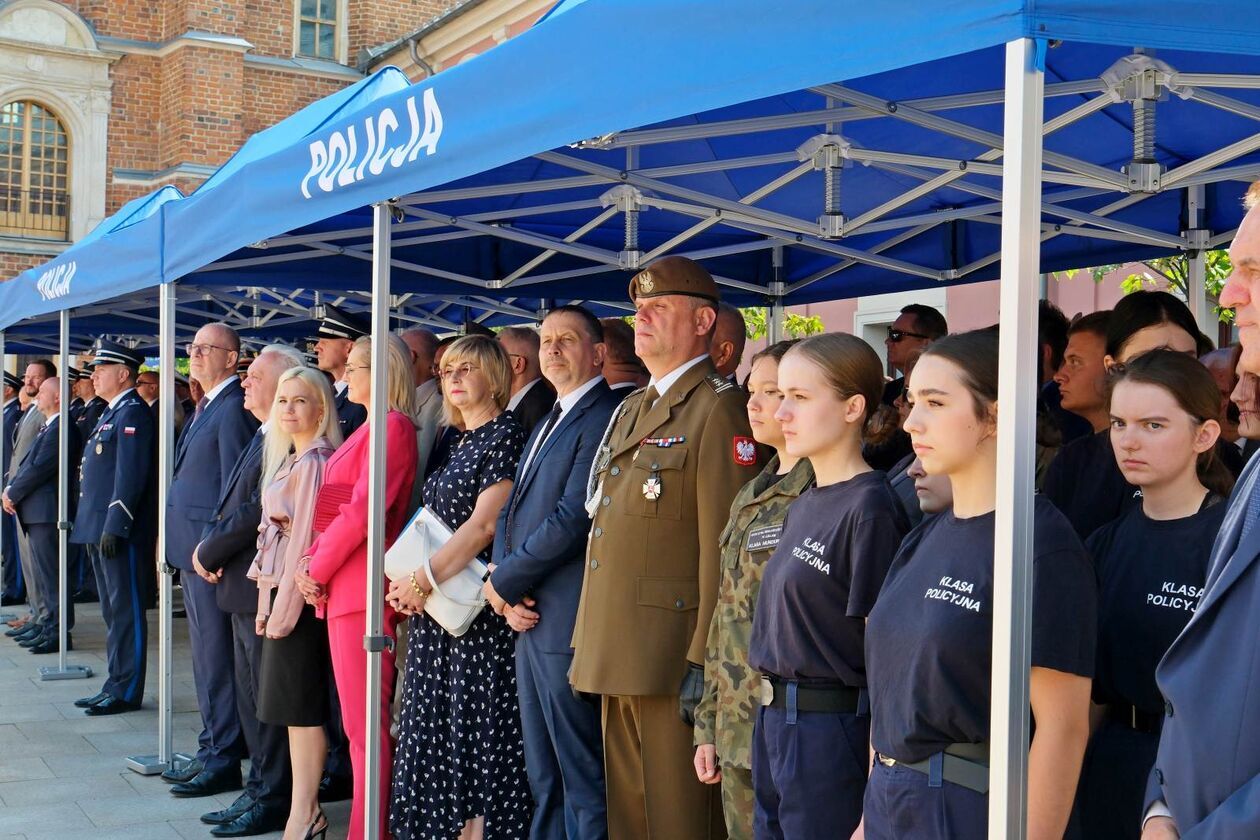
(1, 594, 23, 606)
(201, 793, 255, 825)
(71, 590, 98, 604)
(161, 757, 203, 784)
(170, 767, 243, 798)
(210, 802, 287, 837)
(317, 772, 353, 803)
(84, 696, 140, 716)
(19, 629, 49, 647)
(13, 624, 43, 642)
(4, 623, 31, 637)
(74, 691, 111, 709)
(28, 633, 70, 654)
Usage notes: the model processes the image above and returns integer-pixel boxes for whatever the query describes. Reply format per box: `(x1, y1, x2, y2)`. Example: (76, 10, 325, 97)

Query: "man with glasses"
(500, 325, 556, 432)
(881, 304, 947, 406)
(164, 322, 259, 797)
(308, 304, 368, 438)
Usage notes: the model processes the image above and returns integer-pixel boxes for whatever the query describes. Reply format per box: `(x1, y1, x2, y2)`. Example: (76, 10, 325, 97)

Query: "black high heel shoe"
(303, 808, 328, 840)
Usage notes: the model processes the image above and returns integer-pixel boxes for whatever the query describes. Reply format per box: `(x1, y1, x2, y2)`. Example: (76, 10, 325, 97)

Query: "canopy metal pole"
(126, 282, 182, 773)
(0, 330, 12, 624)
(364, 200, 392, 840)
(1185, 185, 1213, 337)
(768, 246, 785, 345)
(989, 37, 1043, 840)
(40, 309, 91, 681)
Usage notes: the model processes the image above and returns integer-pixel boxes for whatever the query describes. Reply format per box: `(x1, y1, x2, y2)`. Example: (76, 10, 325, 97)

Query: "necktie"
(629, 386, 659, 437)
(522, 402, 563, 475)
(191, 396, 208, 427)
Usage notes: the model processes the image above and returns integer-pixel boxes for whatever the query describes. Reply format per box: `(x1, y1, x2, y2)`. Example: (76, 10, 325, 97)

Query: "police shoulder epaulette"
(705, 373, 735, 394)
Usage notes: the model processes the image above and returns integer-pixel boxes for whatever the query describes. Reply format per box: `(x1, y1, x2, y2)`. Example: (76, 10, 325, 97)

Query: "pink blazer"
(306, 410, 418, 619)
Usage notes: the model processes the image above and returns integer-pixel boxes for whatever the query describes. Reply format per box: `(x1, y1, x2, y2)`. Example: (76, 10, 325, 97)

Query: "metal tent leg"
(989, 37, 1044, 840)
(40, 309, 92, 682)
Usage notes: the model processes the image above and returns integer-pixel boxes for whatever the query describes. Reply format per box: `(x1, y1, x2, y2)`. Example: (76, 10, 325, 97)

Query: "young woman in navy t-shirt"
(1071, 350, 1231, 839)
(860, 329, 1097, 840)
(746, 333, 910, 840)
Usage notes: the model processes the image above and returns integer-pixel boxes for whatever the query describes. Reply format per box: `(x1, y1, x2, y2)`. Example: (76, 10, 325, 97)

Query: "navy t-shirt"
(1043, 429, 1142, 540)
(1088, 497, 1225, 714)
(866, 496, 1097, 764)
(748, 470, 909, 687)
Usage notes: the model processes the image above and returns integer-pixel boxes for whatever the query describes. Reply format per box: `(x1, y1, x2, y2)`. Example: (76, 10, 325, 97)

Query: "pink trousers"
(327, 610, 397, 840)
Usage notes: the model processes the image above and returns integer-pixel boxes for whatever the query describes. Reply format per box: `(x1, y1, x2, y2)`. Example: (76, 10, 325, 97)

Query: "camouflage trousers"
(721, 764, 754, 840)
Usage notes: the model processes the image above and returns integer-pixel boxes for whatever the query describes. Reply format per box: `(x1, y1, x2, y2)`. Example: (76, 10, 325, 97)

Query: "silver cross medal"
(642, 475, 662, 501)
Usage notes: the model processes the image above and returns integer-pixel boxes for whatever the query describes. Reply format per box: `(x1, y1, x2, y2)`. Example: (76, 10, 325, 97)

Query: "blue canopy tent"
(3, 2, 1260, 836)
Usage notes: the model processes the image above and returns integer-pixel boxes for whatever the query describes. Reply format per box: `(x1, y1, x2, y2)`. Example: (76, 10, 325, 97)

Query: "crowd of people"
(2, 184, 1260, 840)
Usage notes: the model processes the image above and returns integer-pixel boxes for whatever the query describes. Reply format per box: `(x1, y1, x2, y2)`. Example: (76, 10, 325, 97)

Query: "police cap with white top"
(86, 339, 144, 371)
(309, 304, 370, 342)
(3, 371, 19, 390)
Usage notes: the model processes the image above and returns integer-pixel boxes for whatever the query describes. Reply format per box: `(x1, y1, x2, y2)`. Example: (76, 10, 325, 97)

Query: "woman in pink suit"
(296, 333, 417, 840)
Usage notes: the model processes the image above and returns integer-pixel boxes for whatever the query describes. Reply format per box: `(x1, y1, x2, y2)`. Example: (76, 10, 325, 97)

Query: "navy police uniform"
(1069, 497, 1225, 839)
(863, 497, 1097, 839)
(746, 472, 909, 839)
(71, 341, 157, 711)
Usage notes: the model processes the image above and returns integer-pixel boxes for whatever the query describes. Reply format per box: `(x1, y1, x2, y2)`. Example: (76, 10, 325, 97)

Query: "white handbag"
(385, 507, 487, 637)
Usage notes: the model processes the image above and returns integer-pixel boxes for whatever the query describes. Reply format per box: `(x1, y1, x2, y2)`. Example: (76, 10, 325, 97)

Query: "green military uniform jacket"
(693, 456, 815, 767)
(570, 358, 765, 697)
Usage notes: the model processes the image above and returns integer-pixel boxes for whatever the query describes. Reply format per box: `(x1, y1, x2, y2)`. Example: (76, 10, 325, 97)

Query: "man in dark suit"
(486, 306, 621, 840)
(3, 376, 79, 653)
(2, 372, 26, 606)
(5, 359, 56, 637)
(70, 340, 156, 715)
(166, 322, 259, 797)
(309, 304, 368, 438)
(1143, 184, 1260, 839)
(193, 346, 302, 836)
(500, 325, 557, 433)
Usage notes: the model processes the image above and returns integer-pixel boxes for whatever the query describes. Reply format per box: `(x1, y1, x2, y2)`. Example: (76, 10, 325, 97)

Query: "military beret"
(3, 372, 19, 390)
(628, 256, 720, 304)
(86, 338, 144, 370)
(309, 303, 369, 341)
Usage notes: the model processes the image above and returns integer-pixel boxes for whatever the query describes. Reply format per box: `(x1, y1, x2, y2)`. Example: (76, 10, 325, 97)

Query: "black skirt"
(257, 604, 331, 727)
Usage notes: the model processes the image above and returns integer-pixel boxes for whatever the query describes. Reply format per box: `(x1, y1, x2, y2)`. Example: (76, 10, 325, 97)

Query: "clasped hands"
(483, 570, 539, 632)
(294, 559, 326, 607)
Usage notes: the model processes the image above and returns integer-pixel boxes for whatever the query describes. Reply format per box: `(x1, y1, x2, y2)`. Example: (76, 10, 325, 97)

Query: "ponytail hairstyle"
(1105, 290, 1211, 362)
(784, 333, 883, 431)
(1107, 349, 1234, 498)
(919, 328, 1000, 422)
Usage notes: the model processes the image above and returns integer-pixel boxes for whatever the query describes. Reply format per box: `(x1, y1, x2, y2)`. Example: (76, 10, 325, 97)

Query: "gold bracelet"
(409, 572, 430, 599)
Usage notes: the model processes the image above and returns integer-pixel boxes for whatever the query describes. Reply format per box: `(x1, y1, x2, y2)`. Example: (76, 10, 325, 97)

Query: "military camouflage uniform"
(694, 456, 815, 840)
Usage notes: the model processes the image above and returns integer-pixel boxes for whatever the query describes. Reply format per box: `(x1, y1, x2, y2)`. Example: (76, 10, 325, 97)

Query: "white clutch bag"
(385, 506, 487, 637)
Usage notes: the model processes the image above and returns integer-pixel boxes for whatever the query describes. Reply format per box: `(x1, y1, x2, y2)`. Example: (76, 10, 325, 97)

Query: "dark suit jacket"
(335, 387, 366, 438)
(198, 429, 265, 614)
(491, 380, 620, 653)
(509, 379, 557, 434)
(1147, 455, 1260, 836)
(1, 400, 21, 477)
(167, 378, 258, 572)
(8, 415, 80, 526)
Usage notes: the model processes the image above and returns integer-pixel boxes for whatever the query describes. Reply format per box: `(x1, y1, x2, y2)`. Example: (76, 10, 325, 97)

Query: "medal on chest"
(642, 475, 662, 500)
(96, 443, 103, 455)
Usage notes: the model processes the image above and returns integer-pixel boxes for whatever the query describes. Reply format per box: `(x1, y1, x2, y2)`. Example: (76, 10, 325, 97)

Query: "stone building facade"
(0, 0, 549, 281)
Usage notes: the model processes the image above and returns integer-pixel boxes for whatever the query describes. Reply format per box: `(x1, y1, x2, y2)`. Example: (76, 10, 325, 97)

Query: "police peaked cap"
(67, 366, 85, 382)
(3, 371, 19, 390)
(86, 339, 144, 370)
(309, 304, 369, 341)
(628, 256, 721, 303)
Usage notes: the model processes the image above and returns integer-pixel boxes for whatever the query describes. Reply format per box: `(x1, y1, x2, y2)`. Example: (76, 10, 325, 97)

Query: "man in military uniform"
(70, 340, 156, 715)
(570, 256, 764, 839)
(309, 304, 368, 437)
(70, 365, 107, 603)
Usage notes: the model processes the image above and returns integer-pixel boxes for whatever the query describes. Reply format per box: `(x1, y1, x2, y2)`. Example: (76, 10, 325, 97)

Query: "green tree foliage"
(1061, 251, 1234, 322)
(740, 307, 825, 340)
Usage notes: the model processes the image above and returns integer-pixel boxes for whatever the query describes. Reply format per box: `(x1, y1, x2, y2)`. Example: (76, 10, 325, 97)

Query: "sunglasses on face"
(887, 327, 930, 343)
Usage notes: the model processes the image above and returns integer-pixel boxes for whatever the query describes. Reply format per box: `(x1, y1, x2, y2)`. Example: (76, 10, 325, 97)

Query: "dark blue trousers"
(89, 542, 149, 704)
(182, 572, 244, 772)
(70, 543, 97, 597)
(25, 523, 72, 632)
(516, 634, 607, 840)
(751, 705, 867, 840)
(1, 511, 23, 601)
(230, 612, 290, 810)
(1068, 720, 1157, 840)
(862, 758, 987, 840)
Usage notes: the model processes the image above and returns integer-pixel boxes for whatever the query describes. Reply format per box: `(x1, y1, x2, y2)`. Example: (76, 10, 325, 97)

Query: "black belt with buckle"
(877, 742, 990, 795)
(758, 675, 859, 714)
(1105, 703, 1163, 735)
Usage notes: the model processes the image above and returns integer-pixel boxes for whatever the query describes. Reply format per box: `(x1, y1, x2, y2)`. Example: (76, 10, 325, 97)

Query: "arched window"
(0, 100, 70, 241)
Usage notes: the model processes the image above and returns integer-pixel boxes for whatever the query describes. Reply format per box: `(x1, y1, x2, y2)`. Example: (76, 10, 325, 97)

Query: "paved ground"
(0, 598, 353, 839)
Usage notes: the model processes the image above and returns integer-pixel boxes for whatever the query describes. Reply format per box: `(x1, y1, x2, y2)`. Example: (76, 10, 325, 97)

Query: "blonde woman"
(250, 366, 341, 840)
(294, 333, 418, 840)
(387, 334, 531, 840)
